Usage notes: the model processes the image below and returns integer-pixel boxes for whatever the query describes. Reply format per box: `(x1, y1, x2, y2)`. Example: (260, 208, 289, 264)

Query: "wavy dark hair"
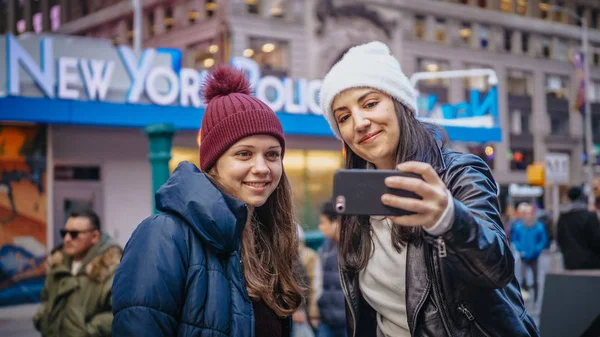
(339, 99, 448, 273)
(208, 170, 304, 317)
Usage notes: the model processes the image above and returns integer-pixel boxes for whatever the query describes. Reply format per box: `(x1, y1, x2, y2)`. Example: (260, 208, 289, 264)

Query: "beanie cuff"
(200, 109, 285, 171)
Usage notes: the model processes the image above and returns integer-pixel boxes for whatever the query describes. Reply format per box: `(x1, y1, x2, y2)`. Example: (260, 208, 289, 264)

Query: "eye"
(266, 151, 281, 160)
(338, 115, 350, 123)
(236, 151, 252, 158)
(364, 101, 379, 109)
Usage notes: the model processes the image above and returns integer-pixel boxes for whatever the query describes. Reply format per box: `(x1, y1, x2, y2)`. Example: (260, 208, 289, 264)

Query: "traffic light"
(526, 163, 545, 187)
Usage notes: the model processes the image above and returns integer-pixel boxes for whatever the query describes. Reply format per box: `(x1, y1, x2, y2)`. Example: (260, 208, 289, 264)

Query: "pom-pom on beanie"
(319, 41, 418, 140)
(199, 65, 285, 171)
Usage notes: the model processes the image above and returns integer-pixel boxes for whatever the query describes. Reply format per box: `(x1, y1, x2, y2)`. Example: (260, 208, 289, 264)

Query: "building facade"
(3, 0, 600, 232)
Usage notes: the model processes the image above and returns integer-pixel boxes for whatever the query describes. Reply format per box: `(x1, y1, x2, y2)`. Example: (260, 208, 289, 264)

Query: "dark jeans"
(317, 323, 347, 337)
(520, 259, 539, 301)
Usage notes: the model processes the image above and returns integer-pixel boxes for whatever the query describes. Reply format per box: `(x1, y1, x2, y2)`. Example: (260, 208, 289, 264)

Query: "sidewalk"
(0, 304, 39, 337)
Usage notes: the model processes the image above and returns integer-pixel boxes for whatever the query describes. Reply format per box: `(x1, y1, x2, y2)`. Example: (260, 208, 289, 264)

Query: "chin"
(245, 197, 269, 208)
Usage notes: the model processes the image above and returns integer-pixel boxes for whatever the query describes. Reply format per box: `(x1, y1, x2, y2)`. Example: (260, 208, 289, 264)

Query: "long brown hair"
(339, 99, 448, 273)
(208, 170, 304, 317)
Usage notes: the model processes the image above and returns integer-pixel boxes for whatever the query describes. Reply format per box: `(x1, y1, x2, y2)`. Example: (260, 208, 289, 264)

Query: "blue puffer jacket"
(510, 220, 548, 262)
(112, 162, 283, 337)
(317, 238, 346, 328)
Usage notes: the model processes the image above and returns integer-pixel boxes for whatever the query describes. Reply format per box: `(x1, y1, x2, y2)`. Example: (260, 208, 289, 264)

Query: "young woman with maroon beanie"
(112, 66, 304, 337)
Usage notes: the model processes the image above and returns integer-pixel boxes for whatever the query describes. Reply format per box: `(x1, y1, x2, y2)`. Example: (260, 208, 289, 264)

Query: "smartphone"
(332, 169, 423, 216)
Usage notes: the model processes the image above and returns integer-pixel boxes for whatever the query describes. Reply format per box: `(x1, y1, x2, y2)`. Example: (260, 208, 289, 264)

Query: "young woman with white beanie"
(320, 41, 539, 337)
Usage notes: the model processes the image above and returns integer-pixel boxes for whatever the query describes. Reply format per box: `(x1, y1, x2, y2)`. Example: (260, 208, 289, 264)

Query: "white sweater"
(358, 191, 455, 337)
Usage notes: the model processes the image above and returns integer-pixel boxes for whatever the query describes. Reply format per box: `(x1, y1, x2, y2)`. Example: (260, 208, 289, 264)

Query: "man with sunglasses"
(33, 209, 122, 337)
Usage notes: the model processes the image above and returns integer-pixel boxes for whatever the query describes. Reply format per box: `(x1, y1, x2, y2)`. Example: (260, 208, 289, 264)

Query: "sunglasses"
(60, 228, 96, 239)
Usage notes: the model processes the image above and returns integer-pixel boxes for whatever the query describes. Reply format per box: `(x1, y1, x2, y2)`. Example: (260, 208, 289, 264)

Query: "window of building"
(539, 0, 549, 20)
(206, 0, 216, 17)
(270, 0, 285, 18)
(164, 6, 174, 32)
(576, 6, 585, 27)
(510, 149, 534, 170)
(191, 42, 220, 70)
(508, 69, 533, 96)
(555, 39, 568, 62)
(479, 25, 489, 49)
(516, 0, 527, 15)
(127, 20, 133, 45)
(521, 32, 529, 53)
(465, 63, 493, 92)
(504, 30, 512, 52)
(479, 0, 487, 8)
(414, 15, 426, 40)
(546, 74, 569, 99)
(541, 36, 551, 58)
(501, 0, 513, 13)
(248, 37, 290, 77)
(590, 80, 600, 103)
(511, 109, 531, 135)
(245, 0, 259, 14)
(460, 22, 472, 46)
(554, 1, 566, 22)
(550, 115, 570, 134)
(417, 58, 450, 87)
(591, 9, 598, 29)
(188, 9, 199, 25)
(435, 18, 447, 42)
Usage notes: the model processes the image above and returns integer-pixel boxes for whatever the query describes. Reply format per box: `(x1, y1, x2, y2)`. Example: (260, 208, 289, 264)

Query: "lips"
(359, 131, 382, 144)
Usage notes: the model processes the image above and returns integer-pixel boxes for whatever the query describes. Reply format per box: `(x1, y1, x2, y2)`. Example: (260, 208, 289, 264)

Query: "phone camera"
(335, 196, 346, 213)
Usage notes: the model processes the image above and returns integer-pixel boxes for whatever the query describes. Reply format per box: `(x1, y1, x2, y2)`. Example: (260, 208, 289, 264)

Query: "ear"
(91, 230, 101, 244)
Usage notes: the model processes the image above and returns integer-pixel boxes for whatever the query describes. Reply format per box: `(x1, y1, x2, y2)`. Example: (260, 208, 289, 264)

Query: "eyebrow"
(231, 144, 282, 150)
(333, 90, 380, 115)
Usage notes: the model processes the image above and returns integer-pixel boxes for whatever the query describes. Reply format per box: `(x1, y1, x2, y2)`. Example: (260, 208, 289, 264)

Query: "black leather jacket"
(340, 149, 540, 337)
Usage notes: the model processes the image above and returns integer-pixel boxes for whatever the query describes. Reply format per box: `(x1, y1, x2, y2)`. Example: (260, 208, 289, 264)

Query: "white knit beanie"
(319, 41, 418, 140)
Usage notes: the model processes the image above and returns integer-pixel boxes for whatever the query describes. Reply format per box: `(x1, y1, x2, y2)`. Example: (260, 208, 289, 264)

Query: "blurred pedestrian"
(316, 201, 347, 337)
(33, 209, 121, 337)
(510, 203, 548, 302)
(297, 224, 323, 330)
(112, 66, 304, 337)
(557, 186, 600, 270)
(319, 41, 539, 336)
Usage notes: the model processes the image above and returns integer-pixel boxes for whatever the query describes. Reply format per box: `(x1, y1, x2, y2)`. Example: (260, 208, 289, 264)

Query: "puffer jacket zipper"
(339, 269, 357, 337)
(429, 237, 454, 337)
(458, 304, 492, 337)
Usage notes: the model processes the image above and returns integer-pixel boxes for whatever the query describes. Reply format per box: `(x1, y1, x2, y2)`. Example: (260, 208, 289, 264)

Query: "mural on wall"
(0, 124, 48, 307)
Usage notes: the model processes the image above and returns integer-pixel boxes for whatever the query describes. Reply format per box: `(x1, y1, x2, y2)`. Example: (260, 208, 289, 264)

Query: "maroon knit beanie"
(199, 65, 285, 172)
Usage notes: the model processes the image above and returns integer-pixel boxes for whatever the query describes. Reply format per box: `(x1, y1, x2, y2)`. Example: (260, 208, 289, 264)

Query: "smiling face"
(211, 134, 283, 207)
(332, 88, 400, 170)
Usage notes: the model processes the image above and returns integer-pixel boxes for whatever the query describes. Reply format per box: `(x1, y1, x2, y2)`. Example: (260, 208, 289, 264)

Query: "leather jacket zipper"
(458, 304, 492, 337)
(339, 270, 357, 337)
(429, 240, 454, 337)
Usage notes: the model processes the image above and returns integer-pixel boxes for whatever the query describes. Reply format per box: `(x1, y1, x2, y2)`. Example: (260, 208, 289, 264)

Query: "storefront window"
(459, 22, 472, 46)
(248, 37, 290, 77)
(284, 150, 343, 230)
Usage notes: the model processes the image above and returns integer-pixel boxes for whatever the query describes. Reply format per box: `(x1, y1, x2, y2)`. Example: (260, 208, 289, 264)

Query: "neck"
(372, 158, 396, 170)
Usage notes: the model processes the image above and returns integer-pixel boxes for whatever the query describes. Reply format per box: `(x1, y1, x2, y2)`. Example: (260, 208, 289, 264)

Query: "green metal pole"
(144, 123, 176, 214)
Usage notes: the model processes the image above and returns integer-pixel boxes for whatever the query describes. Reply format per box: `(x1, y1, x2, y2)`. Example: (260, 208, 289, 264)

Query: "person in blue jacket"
(510, 203, 548, 302)
(112, 66, 304, 337)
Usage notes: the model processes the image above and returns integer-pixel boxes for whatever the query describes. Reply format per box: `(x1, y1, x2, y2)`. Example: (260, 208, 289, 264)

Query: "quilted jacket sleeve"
(438, 154, 515, 289)
(112, 214, 190, 337)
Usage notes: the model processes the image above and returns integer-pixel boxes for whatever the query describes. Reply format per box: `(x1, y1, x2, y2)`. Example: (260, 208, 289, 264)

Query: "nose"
(352, 110, 370, 132)
(252, 155, 270, 175)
